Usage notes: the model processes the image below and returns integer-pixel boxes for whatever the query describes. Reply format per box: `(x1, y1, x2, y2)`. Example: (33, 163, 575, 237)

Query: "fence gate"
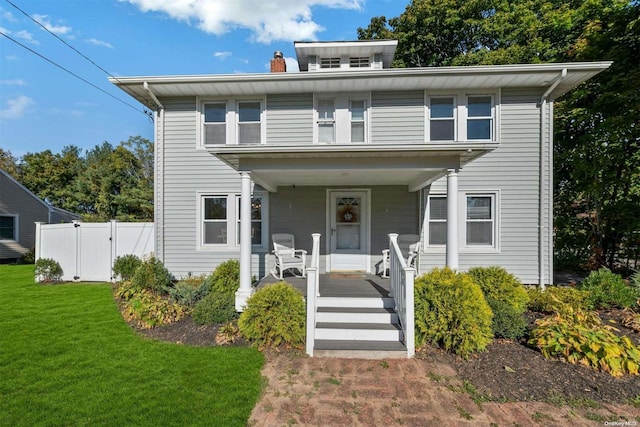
(35, 221, 154, 282)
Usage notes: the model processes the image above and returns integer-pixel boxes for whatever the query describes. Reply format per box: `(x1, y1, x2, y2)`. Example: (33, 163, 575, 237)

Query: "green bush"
(167, 275, 208, 307)
(578, 267, 639, 309)
(131, 256, 173, 293)
(121, 289, 187, 329)
(205, 260, 240, 296)
(238, 282, 306, 350)
(527, 286, 589, 313)
(414, 267, 493, 359)
(630, 270, 640, 295)
(35, 258, 63, 283)
(487, 298, 527, 340)
(467, 266, 529, 313)
(530, 304, 640, 377)
(192, 291, 238, 325)
(113, 254, 142, 282)
(21, 248, 35, 264)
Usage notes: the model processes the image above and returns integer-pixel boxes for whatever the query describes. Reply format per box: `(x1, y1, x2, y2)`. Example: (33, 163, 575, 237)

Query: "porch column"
(446, 168, 459, 270)
(236, 171, 253, 311)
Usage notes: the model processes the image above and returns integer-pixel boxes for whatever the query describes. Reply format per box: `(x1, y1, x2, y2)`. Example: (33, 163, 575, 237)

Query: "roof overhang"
(209, 143, 498, 192)
(109, 62, 612, 110)
(294, 39, 398, 71)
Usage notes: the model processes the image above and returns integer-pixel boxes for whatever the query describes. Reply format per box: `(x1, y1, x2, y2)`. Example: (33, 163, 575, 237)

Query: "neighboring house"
(0, 169, 80, 261)
(111, 40, 609, 356)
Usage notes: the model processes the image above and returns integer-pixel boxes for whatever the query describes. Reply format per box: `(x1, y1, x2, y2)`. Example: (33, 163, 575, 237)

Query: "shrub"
(487, 298, 527, 340)
(527, 286, 589, 313)
(167, 275, 208, 307)
(216, 321, 241, 345)
(578, 267, 639, 309)
(131, 256, 173, 293)
(238, 282, 306, 350)
(467, 266, 530, 313)
(205, 260, 240, 296)
(21, 248, 35, 264)
(530, 304, 640, 377)
(35, 258, 63, 283)
(121, 289, 187, 329)
(414, 267, 493, 359)
(192, 291, 238, 325)
(113, 254, 142, 282)
(114, 280, 140, 300)
(630, 270, 640, 294)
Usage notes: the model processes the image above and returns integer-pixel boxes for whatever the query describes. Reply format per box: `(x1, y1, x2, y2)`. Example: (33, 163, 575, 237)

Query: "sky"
(0, 0, 406, 158)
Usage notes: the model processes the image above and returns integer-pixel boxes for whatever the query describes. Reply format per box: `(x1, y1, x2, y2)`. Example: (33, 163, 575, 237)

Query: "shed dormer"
(294, 40, 398, 72)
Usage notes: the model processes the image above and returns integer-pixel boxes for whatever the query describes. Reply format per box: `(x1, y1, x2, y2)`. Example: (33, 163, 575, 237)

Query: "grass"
(0, 265, 264, 427)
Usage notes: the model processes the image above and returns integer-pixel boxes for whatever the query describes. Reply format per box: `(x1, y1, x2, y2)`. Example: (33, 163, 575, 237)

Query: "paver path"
(249, 354, 640, 426)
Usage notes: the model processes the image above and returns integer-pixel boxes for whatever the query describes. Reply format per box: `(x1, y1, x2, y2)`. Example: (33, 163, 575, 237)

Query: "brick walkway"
(249, 354, 640, 426)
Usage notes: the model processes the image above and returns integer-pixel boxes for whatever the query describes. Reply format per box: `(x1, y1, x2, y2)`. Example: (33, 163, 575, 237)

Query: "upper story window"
(349, 57, 370, 68)
(320, 57, 340, 69)
(427, 94, 495, 142)
(429, 97, 455, 141)
(317, 99, 335, 143)
(203, 103, 227, 145)
(350, 100, 366, 143)
(0, 215, 16, 240)
(238, 101, 261, 144)
(467, 96, 493, 140)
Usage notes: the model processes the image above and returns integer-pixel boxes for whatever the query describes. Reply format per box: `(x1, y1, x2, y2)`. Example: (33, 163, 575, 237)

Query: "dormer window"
(320, 57, 341, 69)
(349, 57, 370, 68)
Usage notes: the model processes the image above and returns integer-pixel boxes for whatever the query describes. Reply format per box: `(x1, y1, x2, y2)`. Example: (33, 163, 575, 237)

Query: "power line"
(0, 31, 150, 118)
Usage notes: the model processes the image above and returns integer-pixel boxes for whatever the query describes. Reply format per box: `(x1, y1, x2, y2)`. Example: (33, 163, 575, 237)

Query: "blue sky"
(0, 0, 406, 158)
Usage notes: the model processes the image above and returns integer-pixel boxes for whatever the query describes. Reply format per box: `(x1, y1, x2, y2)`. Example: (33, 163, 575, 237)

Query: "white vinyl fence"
(35, 221, 154, 282)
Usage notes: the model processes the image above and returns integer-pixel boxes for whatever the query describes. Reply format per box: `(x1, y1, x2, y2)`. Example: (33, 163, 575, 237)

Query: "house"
(110, 40, 609, 356)
(0, 169, 80, 262)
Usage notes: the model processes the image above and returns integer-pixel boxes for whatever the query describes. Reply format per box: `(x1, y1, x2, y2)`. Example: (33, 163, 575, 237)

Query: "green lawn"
(0, 265, 264, 427)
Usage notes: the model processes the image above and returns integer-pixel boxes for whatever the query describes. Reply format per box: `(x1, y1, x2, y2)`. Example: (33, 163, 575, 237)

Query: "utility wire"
(0, 31, 149, 117)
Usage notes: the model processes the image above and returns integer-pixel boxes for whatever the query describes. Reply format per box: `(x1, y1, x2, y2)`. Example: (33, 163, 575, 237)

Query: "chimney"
(270, 51, 286, 73)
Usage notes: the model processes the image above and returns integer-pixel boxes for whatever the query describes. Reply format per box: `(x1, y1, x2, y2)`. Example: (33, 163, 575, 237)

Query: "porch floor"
(257, 273, 390, 298)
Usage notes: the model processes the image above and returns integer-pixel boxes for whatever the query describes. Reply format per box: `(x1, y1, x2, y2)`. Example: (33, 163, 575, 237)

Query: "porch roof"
(211, 142, 498, 192)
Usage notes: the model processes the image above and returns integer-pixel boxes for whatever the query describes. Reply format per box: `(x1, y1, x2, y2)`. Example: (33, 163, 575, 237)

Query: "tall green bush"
(486, 298, 527, 340)
(467, 266, 529, 313)
(193, 292, 238, 325)
(205, 260, 240, 296)
(35, 258, 63, 283)
(414, 267, 493, 359)
(112, 254, 142, 282)
(578, 267, 639, 309)
(131, 256, 173, 293)
(238, 282, 306, 350)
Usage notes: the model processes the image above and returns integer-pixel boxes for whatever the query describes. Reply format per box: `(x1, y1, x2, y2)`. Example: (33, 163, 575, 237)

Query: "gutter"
(539, 69, 567, 290)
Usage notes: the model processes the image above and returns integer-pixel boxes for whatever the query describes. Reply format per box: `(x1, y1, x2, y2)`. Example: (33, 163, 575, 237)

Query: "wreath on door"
(337, 204, 358, 223)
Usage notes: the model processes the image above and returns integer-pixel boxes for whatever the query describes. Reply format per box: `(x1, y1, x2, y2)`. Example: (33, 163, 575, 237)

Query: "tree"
(0, 148, 20, 177)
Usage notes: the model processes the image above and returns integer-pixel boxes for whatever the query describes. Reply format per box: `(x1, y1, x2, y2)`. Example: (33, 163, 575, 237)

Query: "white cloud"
(124, 0, 363, 43)
(33, 14, 72, 35)
(1, 11, 17, 22)
(86, 38, 114, 49)
(0, 26, 38, 44)
(213, 51, 232, 60)
(0, 79, 27, 85)
(0, 95, 35, 119)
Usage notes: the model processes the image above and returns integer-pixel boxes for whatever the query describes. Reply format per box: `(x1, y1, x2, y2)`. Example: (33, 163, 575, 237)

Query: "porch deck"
(257, 273, 391, 298)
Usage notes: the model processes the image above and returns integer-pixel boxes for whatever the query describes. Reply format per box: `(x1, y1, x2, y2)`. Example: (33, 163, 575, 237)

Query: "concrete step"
(316, 297, 395, 309)
(316, 307, 399, 324)
(314, 340, 407, 359)
(315, 322, 403, 341)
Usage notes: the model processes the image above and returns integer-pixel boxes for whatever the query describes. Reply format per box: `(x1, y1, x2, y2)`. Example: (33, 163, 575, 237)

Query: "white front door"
(327, 190, 370, 272)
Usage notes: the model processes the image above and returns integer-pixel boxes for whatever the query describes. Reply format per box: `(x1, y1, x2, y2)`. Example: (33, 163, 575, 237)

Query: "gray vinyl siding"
(370, 91, 424, 143)
(266, 94, 314, 144)
(420, 88, 550, 285)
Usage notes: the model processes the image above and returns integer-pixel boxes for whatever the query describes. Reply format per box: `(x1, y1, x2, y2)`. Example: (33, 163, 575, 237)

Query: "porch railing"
(305, 233, 321, 357)
(388, 233, 416, 357)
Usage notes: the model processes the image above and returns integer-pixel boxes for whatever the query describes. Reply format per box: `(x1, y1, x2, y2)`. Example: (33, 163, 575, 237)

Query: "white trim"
(426, 91, 498, 142)
(0, 214, 18, 242)
(196, 193, 234, 251)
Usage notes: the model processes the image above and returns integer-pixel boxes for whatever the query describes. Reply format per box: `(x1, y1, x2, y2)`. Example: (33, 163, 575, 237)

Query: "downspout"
(143, 82, 165, 263)
(539, 69, 567, 290)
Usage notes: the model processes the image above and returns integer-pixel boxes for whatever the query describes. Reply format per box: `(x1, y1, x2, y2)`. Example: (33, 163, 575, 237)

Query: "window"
(429, 97, 455, 141)
(0, 215, 16, 240)
(203, 103, 226, 145)
(236, 195, 265, 246)
(349, 57, 370, 68)
(238, 101, 261, 144)
(350, 100, 366, 143)
(320, 57, 340, 68)
(427, 196, 447, 245)
(202, 196, 227, 245)
(466, 195, 494, 246)
(317, 99, 335, 143)
(467, 96, 493, 140)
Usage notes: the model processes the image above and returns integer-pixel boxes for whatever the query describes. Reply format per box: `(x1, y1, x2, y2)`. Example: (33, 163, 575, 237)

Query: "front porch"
(257, 272, 390, 298)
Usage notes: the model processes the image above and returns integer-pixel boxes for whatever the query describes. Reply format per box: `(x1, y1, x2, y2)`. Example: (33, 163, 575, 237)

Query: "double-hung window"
(466, 195, 495, 246)
(317, 99, 335, 143)
(427, 196, 447, 245)
(0, 215, 16, 240)
(429, 97, 455, 141)
(203, 103, 226, 145)
(467, 96, 493, 140)
(350, 100, 366, 143)
(202, 196, 227, 245)
(238, 101, 261, 144)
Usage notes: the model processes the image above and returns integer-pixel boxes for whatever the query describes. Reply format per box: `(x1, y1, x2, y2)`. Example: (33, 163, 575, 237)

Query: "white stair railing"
(305, 233, 321, 357)
(388, 233, 416, 357)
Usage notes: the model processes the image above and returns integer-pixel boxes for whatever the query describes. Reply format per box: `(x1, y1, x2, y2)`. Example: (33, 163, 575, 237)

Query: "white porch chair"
(381, 234, 420, 278)
(271, 233, 307, 280)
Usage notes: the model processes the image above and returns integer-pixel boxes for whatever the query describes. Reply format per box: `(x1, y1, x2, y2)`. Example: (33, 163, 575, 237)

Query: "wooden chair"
(271, 233, 307, 279)
(381, 234, 420, 278)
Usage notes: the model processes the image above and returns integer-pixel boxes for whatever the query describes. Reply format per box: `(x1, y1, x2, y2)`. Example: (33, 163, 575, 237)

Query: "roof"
(294, 39, 398, 71)
(110, 61, 612, 110)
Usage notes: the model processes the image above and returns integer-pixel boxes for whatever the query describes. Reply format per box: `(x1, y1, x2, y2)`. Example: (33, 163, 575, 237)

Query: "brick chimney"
(270, 51, 286, 73)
